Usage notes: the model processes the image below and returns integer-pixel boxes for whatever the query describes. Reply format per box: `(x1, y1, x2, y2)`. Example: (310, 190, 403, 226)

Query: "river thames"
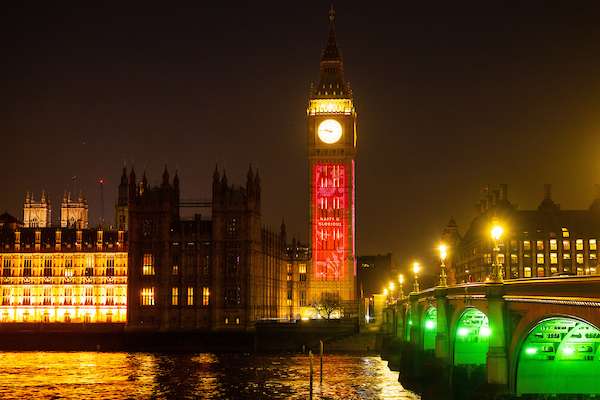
(0, 352, 419, 399)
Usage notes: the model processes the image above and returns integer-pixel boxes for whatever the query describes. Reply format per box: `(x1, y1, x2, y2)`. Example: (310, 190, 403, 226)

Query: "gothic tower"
(307, 6, 357, 314)
(115, 166, 129, 230)
(23, 191, 51, 228)
(60, 191, 89, 228)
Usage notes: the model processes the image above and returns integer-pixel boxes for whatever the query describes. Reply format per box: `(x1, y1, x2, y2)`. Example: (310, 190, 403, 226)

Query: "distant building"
(60, 191, 89, 229)
(448, 184, 600, 283)
(23, 191, 51, 228)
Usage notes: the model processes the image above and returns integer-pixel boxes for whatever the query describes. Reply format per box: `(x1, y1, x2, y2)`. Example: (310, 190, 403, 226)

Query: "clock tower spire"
(307, 6, 357, 317)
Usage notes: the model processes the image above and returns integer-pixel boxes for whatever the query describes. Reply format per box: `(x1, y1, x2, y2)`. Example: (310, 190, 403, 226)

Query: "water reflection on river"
(0, 352, 419, 399)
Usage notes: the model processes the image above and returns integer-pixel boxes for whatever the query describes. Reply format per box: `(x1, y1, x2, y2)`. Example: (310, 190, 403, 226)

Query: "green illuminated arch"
(422, 306, 437, 351)
(516, 317, 600, 395)
(453, 308, 490, 366)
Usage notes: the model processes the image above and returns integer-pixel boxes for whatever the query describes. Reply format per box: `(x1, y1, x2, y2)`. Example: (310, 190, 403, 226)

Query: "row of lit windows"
(142, 254, 211, 277)
(513, 266, 598, 278)
(0, 307, 126, 323)
(0, 285, 126, 306)
(141, 287, 210, 307)
(511, 239, 596, 252)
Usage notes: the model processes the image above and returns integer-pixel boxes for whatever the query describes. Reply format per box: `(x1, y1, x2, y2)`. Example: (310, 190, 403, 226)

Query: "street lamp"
(412, 262, 421, 293)
(490, 222, 504, 282)
(398, 274, 405, 300)
(388, 281, 396, 303)
(438, 243, 448, 287)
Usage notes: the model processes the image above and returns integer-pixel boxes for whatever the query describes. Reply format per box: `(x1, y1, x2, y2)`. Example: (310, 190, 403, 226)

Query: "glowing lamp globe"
(412, 262, 421, 275)
(438, 244, 448, 261)
(317, 119, 343, 144)
(491, 225, 504, 241)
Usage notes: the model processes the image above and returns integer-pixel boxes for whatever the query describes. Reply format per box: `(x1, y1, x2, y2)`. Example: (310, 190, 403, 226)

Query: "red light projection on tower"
(313, 163, 347, 280)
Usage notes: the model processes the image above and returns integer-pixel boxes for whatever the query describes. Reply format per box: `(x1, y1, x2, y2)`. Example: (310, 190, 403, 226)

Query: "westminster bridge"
(380, 275, 600, 397)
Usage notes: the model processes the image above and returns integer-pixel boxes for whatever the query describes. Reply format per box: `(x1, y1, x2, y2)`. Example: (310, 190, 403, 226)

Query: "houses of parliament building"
(0, 8, 358, 331)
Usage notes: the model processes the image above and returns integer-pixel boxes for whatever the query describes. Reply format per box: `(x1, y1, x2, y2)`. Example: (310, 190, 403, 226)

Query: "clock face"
(317, 119, 343, 144)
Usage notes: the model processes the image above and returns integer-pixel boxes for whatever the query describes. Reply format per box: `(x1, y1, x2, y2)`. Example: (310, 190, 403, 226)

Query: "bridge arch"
(453, 307, 490, 366)
(515, 316, 600, 395)
(422, 306, 437, 351)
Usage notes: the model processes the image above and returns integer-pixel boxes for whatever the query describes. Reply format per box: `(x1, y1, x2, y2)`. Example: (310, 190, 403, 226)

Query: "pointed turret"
(129, 168, 137, 201)
(25, 191, 31, 203)
(41, 190, 47, 204)
(162, 165, 170, 187)
(246, 164, 255, 198)
(173, 170, 179, 190)
(313, 5, 350, 99)
(118, 167, 128, 206)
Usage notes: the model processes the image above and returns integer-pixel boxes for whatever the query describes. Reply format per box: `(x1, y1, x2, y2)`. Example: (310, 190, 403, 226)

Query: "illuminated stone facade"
(448, 184, 600, 283)
(60, 191, 89, 228)
(23, 191, 51, 228)
(0, 226, 127, 323)
(307, 8, 357, 316)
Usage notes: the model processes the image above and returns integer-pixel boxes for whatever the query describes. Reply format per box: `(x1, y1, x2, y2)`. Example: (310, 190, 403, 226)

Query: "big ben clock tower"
(308, 6, 357, 315)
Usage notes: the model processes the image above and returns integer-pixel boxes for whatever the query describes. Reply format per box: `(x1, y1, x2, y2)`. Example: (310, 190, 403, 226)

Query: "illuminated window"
(523, 241, 531, 251)
(235, 317, 240, 325)
(106, 286, 114, 305)
(2, 258, 10, 277)
(549, 240, 557, 251)
(187, 287, 194, 306)
(43, 286, 51, 305)
(202, 287, 209, 306)
(550, 253, 558, 264)
(484, 254, 492, 264)
(510, 254, 518, 265)
(563, 253, 571, 260)
(299, 263, 307, 282)
(106, 258, 114, 277)
(536, 241, 544, 251)
(576, 240, 584, 251)
(300, 290, 306, 306)
(590, 266, 598, 275)
(536, 253, 544, 264)
(577, 266, 584, 275)
(141, 287, 155, 306)
(550, 266, 558, 274)
(85, 286, 93, 305)
(23, 258, 32, 277)
(590, 239, 597, 251)
(65, 258, 73, 277)
(563, 240, 570, 251)
(536, 267, 545, 277)
(172, 264, 179, 275)
(524, 267, 532, 278)
(43, 258, 52, 277)
(523, 253, 531, 266)
(143, 254, 154, 275)
(577, 253, 584, 264)
(23, 287, 31, 305)
(171, 287, 179, 306)
(225, 317, 229, 325)
(562, 228, 569, 238)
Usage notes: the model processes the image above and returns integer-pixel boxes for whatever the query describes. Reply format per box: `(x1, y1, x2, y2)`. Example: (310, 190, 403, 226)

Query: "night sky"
(3, 2, 600, 274)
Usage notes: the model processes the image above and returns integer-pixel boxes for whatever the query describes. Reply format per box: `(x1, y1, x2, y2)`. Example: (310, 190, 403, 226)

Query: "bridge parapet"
(381, 275, 600, 396)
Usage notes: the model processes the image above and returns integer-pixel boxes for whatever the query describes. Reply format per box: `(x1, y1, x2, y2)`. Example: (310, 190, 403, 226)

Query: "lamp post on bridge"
(490, 222, 504, 282)
(438, 243, 448, 287)
(412, 262, 421, 293)
(398, 274, 405, 300)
